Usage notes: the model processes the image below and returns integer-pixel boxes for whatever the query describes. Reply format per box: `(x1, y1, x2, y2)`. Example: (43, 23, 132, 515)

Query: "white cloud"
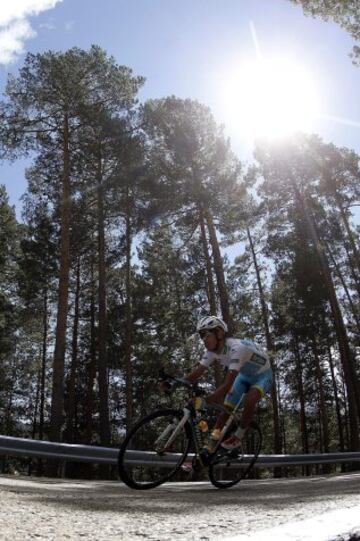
(0, 0, 62, 64)
(0, 19, 36, 64)
(0, 0, 61, 26)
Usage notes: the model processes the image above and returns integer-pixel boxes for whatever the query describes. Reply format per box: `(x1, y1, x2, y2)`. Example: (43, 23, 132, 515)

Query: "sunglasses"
(199, 330, 215, 339)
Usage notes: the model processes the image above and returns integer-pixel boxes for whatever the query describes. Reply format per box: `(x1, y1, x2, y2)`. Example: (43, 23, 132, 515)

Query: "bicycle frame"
(154, 408, 191, 453)
(153, 393, 247, 466)
(154, 372, 250, 465)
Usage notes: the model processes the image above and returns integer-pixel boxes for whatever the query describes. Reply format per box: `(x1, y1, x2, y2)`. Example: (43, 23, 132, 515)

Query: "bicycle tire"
(208, 421, 262, 489)
(118, 408, 192, 490)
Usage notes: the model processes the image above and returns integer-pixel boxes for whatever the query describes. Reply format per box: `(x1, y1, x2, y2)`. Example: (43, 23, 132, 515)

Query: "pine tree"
(255, 134, 360, 451)
(1, 46, 144, 445)
(142, 97, 242, 329)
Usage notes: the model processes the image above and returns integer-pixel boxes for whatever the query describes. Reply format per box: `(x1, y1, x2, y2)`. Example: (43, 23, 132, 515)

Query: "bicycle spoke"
(118, 409, 191, 490)
(208, 421, 262, 489)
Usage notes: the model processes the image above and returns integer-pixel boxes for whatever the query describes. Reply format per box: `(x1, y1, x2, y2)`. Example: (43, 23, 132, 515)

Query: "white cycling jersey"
(200, 337, 270, 376)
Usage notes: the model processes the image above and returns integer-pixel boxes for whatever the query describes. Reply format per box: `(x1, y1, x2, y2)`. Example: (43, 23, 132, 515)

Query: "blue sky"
(1, 0, 360, 218)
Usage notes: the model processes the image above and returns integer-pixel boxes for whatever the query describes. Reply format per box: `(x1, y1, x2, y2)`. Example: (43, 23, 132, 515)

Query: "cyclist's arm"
(184, 363, 207, 382)
(205, 369, 238, 404)
(159, 363, 206, 393)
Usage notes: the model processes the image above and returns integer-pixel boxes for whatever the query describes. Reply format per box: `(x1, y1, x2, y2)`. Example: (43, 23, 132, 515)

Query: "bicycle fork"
(154, 409, 191, 453)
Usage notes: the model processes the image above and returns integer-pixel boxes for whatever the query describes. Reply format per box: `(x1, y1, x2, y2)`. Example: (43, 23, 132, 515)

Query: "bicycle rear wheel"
(208, 421, 262, 489)
(118, 408, 192, 490)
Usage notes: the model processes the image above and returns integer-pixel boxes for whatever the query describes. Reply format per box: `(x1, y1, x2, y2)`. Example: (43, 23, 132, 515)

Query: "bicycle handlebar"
(158, 368, 206, 395)
(158, 368, 229, 415)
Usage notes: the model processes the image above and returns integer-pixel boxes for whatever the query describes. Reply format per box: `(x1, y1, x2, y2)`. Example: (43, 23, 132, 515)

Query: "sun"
(220, 56, 320, 142)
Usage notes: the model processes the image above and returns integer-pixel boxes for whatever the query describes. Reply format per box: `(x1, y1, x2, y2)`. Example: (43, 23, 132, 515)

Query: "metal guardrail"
(0, 435, 118, 464)
(1, 435, 360, 468)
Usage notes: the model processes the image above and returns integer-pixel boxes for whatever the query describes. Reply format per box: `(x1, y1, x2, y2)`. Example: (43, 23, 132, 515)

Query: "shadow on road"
(0, 473, 359, 516)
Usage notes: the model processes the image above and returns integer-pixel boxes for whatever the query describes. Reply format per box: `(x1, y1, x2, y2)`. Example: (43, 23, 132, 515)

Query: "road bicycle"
(118, 371, 262, 490)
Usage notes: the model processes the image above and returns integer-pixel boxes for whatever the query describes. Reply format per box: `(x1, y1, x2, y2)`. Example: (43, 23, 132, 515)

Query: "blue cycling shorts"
(224, 368, 273, 409)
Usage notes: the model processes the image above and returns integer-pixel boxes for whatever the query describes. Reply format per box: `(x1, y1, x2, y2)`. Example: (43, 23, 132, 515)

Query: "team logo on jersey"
(251, 353, 267, 366)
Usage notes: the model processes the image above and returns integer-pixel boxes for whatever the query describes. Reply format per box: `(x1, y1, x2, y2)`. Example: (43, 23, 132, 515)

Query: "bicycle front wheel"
(208, 421, 262, 489)
(118, 408, 192, 490)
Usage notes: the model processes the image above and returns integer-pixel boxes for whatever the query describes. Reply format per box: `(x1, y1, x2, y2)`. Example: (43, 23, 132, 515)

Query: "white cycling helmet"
(196, 316, 228, 334)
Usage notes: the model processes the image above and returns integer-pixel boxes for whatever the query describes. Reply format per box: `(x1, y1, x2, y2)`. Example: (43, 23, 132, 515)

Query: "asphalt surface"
(0, 472, 359, 540)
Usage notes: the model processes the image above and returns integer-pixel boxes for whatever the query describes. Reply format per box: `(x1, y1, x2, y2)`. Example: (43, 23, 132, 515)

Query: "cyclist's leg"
(201, 375, 250, 458)
(224, 373, 248, 411)
(222, 370, 272, 450)
(238, 386, 262, 429)
(235, 369, 273, 429)
(207, 373, 248, 433)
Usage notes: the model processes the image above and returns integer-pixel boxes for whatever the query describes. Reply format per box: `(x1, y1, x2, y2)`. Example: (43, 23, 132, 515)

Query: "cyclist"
(183, 315, 273, 456)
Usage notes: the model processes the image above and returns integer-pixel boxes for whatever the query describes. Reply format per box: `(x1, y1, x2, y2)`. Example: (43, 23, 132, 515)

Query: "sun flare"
(221, 57, 320, 141)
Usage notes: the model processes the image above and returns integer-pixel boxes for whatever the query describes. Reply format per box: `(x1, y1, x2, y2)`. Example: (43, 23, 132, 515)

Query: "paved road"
(0, 472, 359, 540)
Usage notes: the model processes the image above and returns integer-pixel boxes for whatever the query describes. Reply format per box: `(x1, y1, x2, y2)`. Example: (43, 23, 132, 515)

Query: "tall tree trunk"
(293, 335, 309, 463)
(312, 338, 330, 454)
(5, 359, 17, 434)
(32, 362, 41, 439)
(326, 244, 360, 334)
(5, 390, 13, 435)
(36, 289, 48, 476)
(246, 226, 282, 460)
(338, 231, 360, 300)
(198, 205, 217, 313)
(198, 204, 222, 386)
(85, 255, 96, 445)
(29, 361, 41, 476)
(39, 288, 48, 441)
(97, 152, 111, 446)
(65, 256, 81, 443)
(327, 341, 345, 452)
(49, 112, 71, 444)
(124, 185, 134, 431)
(341, 371, 351, 450)
(290, 175, 360, 450)
(204, 209, 233, 332)
(334, 191, 360, 275)
(278, 378, 287, 456)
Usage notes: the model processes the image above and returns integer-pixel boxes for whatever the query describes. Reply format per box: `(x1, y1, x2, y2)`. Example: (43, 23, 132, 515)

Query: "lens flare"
(221, 56, 320, 142)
